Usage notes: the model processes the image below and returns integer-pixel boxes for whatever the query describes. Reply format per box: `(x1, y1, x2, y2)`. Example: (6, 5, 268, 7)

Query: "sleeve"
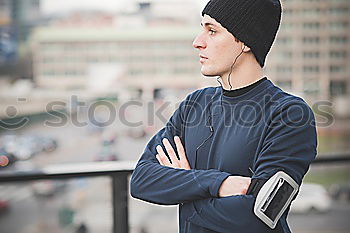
(130, 90, 231, 205)
(184, 98, 318, 233)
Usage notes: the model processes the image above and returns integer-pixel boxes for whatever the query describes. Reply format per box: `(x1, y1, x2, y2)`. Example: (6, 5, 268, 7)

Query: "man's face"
(193, 14, 243, 77)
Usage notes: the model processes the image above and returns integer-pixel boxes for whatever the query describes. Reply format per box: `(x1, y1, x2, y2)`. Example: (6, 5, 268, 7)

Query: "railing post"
(112, 173, 129, 233)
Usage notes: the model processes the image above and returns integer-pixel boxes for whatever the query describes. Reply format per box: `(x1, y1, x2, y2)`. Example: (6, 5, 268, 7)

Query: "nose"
(193, 32, 206, 49)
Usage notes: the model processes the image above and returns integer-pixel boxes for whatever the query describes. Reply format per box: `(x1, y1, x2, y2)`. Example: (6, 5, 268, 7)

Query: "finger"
(156, 145, 172, 166)
(162, 138, 180, 167)
(174, 136, 186, 160)
(156, 154, 164, 166)
(156, 144, 167, 160)
(174, 136, 191, 169)
(158, 154, 170, 167)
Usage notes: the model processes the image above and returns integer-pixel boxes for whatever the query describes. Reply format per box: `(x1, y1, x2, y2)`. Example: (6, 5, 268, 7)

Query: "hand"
(155, 136, 191, 170)
(218, 176, 251, 197)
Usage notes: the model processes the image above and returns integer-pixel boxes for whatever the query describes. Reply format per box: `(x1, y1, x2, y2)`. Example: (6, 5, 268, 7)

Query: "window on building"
(302, 8, 321, 17)
(330, 51, 347, 58)
(329, 65, 346, 73)
(303, 36, 320, 44)
(329, 36, 348, 44)
(276, 37, 292, 45)
(329, 7, 349, 15)
(303, 22, 321, 30)
(276, 65, 292, 73)
(129, 68, 142, 76)
(42, 70, 55, 77)
(278, 51, 292, 59)
(42, 57, 55, 64)
(303, 51, 320, 58)
(276, 80, 292, 91)
(329, 21, 349, 30)
(303, 65, 320, 73)
(303, 78, 320, 95)
(330, 80, 347, 97)
(65, 70, 79, 76)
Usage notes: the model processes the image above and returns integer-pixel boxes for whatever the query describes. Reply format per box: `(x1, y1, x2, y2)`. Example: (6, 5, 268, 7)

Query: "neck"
(220, 61, 264, 90)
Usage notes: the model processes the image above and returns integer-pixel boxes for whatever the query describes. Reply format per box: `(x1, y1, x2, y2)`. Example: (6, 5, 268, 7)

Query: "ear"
(241, 44, 251, 53)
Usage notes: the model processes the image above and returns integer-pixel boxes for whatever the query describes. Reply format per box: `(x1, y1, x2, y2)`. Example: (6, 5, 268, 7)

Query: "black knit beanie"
(202, 0, 282, 68)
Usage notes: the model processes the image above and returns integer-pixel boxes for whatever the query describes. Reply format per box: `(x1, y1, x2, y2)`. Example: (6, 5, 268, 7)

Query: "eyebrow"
(200, 22, 219, 28)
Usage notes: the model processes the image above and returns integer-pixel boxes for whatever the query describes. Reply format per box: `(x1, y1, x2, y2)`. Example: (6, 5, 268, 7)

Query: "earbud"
(241, 44, 246, 51)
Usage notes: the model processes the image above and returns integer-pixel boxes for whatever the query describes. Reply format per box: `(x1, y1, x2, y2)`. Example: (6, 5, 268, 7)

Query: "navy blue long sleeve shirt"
(130, 78, 317, 233)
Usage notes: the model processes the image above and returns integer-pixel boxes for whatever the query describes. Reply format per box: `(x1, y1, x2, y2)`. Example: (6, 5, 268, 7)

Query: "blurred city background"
(0, 0, 349, 232)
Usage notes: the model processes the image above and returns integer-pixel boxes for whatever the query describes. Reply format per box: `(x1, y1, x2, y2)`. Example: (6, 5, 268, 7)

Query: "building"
(0, 0, 41, 42)
(136, 0, 200, 25)
(0, 0, 41, 70)
(0, 0, 16, 65)
(31, 0, 350, 109)
(266, 0, 350, 104)
(31, 24, 213, 98)
(115, 0, 201, 26)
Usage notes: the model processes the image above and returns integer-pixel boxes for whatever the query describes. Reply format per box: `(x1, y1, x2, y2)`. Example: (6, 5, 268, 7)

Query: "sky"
(41, 0, 209, 15)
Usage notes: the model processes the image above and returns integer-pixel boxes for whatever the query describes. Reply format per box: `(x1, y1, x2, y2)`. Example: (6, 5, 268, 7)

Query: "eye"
(209, 29, 216, 35)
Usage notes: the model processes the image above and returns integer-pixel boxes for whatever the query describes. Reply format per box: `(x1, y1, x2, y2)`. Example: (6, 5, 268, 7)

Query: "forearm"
(218, 175, 251, 197)
(130, 159, 230, 205)
(184, 195, 278, 233)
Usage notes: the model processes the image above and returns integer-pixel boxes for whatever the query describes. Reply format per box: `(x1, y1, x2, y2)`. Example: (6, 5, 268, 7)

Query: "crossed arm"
(155, 136, 251, 197)
(130, 91, 251, 205)
(129, 125, 243, 205)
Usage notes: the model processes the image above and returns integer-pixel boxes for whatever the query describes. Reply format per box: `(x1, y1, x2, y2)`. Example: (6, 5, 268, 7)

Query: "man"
(130, 0, 317, 232)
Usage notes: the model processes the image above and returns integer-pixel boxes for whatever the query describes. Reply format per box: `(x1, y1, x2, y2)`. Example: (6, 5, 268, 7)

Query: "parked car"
(1, 135, 37, 160)
(0, 148, 17, 168)
(0, 134, 59, 160)
(15, 145, 36, 160)
(20, 135, 44, 154)
(29, 135, 58, 153)
(290, 183, 331, 214)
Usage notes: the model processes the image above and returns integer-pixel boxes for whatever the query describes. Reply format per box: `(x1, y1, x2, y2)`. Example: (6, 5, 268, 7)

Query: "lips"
(199, 55, 208, 63)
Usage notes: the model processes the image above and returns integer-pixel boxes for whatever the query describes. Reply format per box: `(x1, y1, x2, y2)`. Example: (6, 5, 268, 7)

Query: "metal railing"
(0, 154, 349, 233)
(0, 161, 134, 233)
(312, 153, 350, 164)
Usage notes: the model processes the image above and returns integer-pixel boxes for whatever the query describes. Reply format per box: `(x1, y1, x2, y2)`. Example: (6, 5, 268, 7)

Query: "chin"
(200, 67, 220, 77)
